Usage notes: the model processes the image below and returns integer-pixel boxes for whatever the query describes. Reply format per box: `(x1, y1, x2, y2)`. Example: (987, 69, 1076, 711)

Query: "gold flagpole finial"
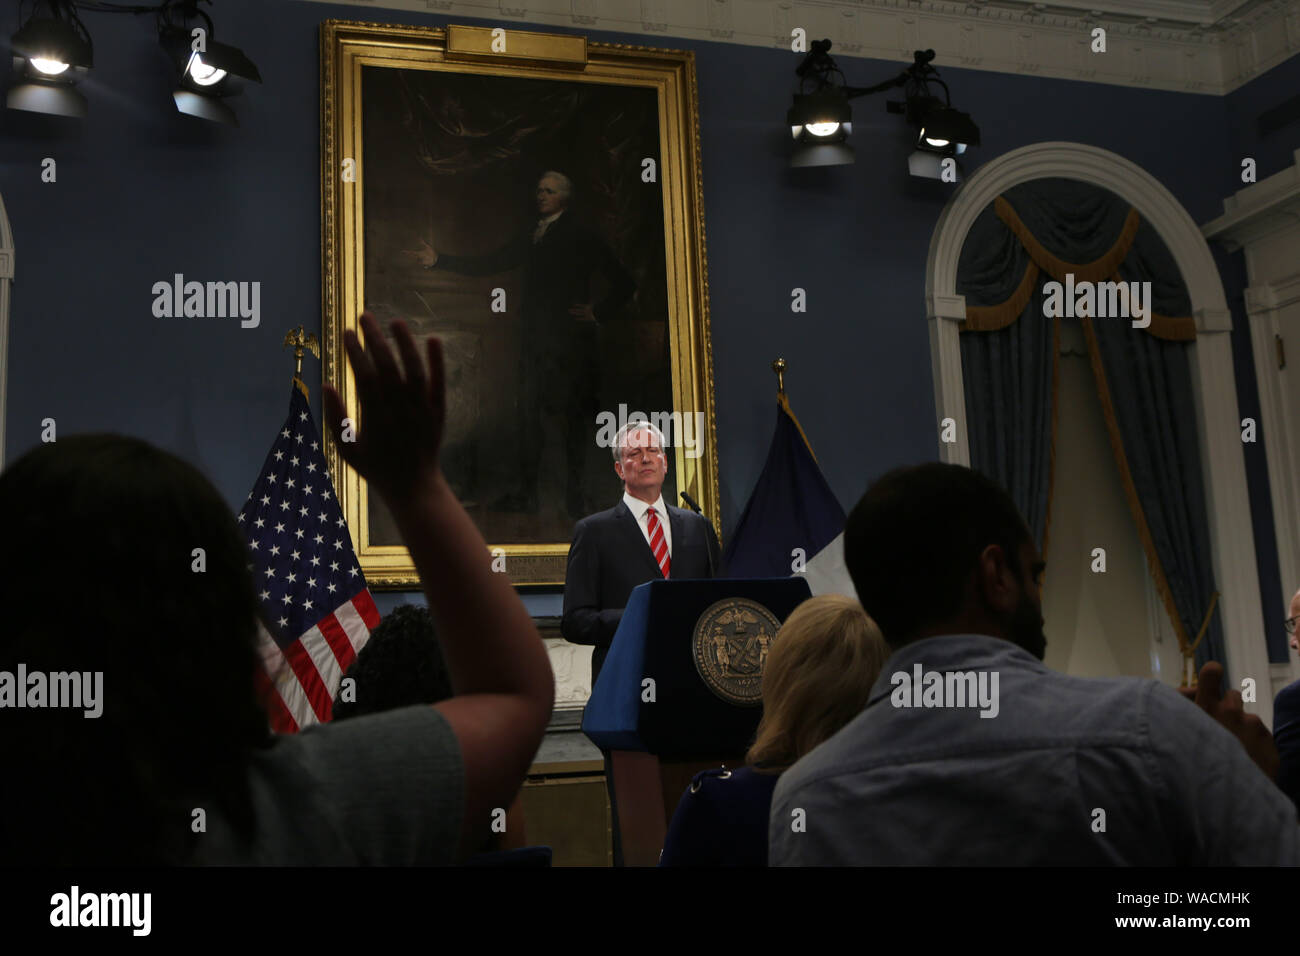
(283, 326, 321, 398)
(772, 358, 786, 395)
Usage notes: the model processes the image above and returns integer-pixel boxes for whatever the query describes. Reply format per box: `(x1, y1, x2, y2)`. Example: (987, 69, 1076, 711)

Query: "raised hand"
(322, 313, 445, 506)
(402, 238, 439, 269)
(1183, 661, 1280, 780)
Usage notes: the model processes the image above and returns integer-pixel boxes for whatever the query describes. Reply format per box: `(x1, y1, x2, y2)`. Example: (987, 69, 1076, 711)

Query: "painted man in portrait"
(407, 170, 636, 515)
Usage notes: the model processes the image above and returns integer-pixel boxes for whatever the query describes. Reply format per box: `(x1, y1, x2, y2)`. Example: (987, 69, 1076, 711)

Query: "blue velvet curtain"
(958, 275, 1055, 551)
(1086, 306, 1226, 674)
(956, 177, 1226, 671)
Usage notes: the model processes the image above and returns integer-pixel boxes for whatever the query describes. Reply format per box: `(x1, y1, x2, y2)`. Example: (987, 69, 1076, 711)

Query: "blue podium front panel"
(581, 577, 813, 758)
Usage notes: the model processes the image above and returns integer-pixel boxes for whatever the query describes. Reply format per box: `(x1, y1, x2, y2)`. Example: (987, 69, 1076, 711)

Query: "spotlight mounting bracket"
(786, 42, 979, 170)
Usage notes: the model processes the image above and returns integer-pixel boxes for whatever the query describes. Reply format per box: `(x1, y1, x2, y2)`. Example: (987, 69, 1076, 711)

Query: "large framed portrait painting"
(321, 22, 717, 586)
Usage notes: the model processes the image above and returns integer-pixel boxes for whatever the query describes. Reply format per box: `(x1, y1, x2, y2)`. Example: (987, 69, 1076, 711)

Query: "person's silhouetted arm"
(323, 313, 553, 859)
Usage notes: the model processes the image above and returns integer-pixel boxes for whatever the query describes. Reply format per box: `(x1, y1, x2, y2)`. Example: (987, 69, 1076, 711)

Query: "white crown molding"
(1203, 148, 1300, 252)
(926, 142, 1270, 720)
(297, 0, 1300, 95)
(1245, 270, 1300, 310)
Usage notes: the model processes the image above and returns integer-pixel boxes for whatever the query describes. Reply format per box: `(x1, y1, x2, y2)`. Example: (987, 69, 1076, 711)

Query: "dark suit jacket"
(659, 765, 780, 867)
(562, 499, 722, 686)
(434, 210, 635, 333)
(1275, 679, 1300, 817)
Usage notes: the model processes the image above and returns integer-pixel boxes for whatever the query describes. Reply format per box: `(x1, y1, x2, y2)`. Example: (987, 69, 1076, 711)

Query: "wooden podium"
(582, 577, 813, 866)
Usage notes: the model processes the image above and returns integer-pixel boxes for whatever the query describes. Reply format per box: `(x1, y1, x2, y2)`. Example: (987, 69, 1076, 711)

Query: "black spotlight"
(7, 1, 94, 118)
(894, 53, 981, 180)
(787, 87, 854, 167)
(158, 2, 261, 125)
(898, 54, 980, 159)
(788, 39, 856, 168)
(915, 104, 980, 156)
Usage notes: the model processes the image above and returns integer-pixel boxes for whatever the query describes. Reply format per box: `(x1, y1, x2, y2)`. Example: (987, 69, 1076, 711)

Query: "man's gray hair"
(540, 170, 573, 199)
(612, 420, 667, 463)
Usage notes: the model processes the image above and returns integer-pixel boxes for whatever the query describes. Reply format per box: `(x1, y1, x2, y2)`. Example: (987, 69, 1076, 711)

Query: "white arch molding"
(924, 142, 1272, 724)
(0, 191, 11, 470)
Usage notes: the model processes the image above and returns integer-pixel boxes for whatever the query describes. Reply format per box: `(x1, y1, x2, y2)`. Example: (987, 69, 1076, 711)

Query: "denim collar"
(867, 633, 1045, 707)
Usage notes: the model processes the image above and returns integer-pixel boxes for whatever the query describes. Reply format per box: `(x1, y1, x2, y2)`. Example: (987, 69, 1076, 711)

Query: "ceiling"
(299, 0, 1300, 93)
(931, 0, 1262, 32)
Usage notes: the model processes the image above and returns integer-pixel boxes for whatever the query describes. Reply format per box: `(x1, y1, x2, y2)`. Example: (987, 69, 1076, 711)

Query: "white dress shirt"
(623, 491, 672, 559)
(533, 210, 563, 243)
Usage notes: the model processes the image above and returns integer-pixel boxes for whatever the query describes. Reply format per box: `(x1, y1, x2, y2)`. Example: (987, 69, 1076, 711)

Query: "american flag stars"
(236, 387, 371, 647)
(240, 386, 380, 732)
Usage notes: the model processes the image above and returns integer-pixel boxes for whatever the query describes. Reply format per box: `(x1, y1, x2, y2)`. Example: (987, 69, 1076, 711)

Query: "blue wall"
(0, 0, 1295, 620)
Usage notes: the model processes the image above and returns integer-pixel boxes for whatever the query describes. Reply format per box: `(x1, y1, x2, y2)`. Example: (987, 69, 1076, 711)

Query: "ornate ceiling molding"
(298, 0, 1300, 94)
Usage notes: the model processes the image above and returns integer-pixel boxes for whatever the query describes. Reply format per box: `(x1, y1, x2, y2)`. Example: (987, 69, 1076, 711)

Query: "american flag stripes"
(237, 382, 379, 733)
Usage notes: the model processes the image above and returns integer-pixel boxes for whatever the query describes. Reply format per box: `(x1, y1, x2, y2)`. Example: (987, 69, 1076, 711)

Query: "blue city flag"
(724, 393, 856, 597)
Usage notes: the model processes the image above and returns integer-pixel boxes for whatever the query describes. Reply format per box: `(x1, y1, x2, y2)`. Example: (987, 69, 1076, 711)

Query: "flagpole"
(245, 325, 377, 732)
(283, 325, 321, 400)
(772, 357, 822, 466)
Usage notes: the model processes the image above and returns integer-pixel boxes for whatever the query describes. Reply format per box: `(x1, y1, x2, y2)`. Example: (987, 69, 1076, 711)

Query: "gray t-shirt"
(191, 705, 464, 864)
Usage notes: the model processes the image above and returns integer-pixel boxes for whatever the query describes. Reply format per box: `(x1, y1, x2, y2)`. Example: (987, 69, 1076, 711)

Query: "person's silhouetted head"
(332, 604, 450, 719)
(746, 594, 888, 771)
(0, 434, 270, 865)
(844, 463, 1046, 658)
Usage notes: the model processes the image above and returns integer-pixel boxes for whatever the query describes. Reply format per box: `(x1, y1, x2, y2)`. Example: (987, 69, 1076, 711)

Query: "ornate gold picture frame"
(321, 20, 717, 587)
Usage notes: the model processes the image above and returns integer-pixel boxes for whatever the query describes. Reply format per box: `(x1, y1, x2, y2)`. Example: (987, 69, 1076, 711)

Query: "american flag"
(237, 381, 380, 733)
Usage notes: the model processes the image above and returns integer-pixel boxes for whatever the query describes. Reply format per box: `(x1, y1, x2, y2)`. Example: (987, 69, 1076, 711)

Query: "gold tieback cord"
(958, 195, 1196, 340)
(1181, 591, 1220, 690)
(996, 195, 1139, 287)
(1078, 313, 1217, 692)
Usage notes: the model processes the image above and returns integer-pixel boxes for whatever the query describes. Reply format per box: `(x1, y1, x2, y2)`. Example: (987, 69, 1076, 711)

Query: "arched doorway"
(924, 142, 1272, 723)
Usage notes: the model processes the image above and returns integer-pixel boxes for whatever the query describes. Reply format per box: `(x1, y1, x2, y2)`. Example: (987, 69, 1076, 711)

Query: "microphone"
(680, 491, 703, 515)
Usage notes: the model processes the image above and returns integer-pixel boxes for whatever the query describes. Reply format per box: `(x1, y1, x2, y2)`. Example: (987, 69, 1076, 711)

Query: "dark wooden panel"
(519, 774, 611, 867)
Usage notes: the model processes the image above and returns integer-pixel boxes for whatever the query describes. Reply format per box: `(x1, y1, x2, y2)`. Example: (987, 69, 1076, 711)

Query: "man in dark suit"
(1274, 587, 1300, 815)
(562, 421, 722, 686)
(562, 420, 722, 865)
(408, 170, 636, 515)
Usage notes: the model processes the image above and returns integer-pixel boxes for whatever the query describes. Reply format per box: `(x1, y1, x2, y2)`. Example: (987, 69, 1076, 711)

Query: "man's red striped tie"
(646, 506, 670, 578)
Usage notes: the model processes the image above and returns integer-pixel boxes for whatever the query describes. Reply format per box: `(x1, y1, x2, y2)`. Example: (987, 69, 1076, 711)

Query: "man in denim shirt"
(770, 463, 1299, 866)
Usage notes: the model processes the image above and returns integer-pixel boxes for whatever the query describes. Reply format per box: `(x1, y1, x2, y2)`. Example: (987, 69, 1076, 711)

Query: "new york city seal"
(691, 598, 782, 706)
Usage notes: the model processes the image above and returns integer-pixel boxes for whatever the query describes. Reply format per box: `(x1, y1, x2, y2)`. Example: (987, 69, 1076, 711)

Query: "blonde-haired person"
(658, 594, 888, 866)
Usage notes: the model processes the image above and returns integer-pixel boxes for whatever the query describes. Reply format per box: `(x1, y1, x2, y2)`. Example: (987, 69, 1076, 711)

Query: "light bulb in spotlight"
(186, 52, 227, 87)
(29, 57, 71, 76)
(804, 121, 841, 137)
(922, 130, 950, 147)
